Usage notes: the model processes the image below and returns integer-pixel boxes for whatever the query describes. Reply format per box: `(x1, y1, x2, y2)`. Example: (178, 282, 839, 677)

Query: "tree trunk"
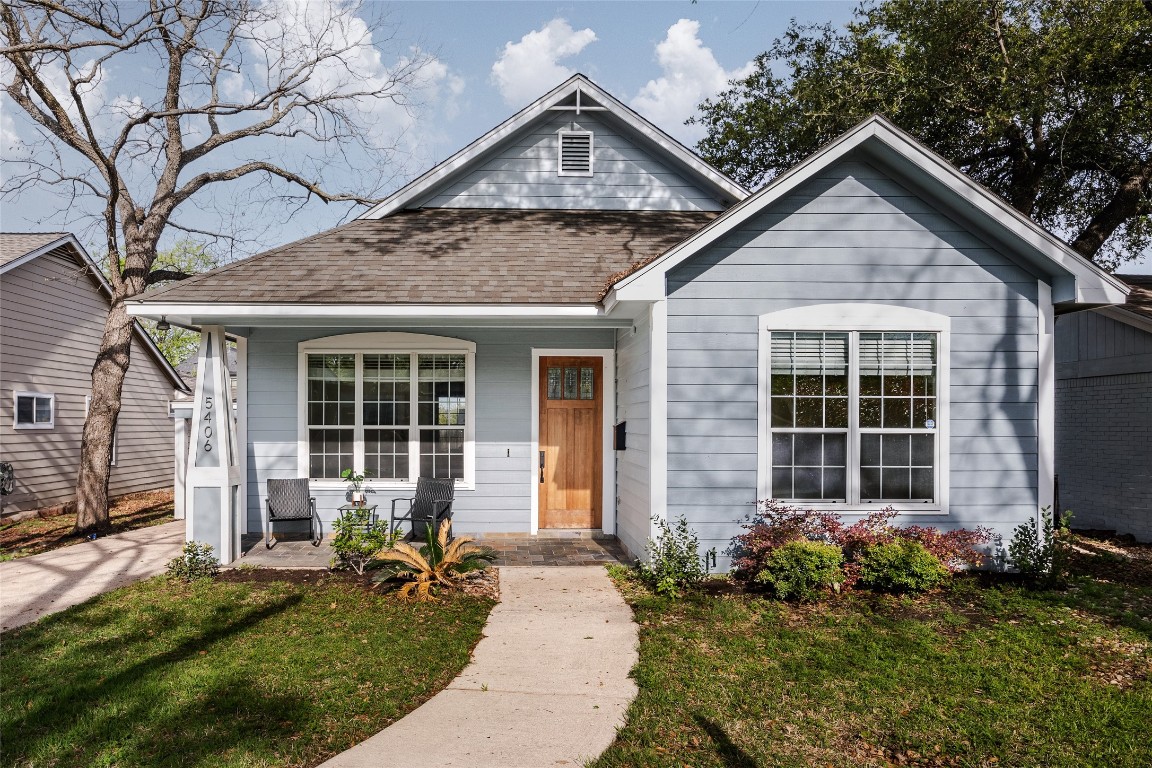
(74, 296, 135, 532)
(1070, 166, 1152, 260)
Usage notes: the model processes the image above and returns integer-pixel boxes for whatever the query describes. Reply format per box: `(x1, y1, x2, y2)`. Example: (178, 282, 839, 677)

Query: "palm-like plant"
(373, 521, 495, 601)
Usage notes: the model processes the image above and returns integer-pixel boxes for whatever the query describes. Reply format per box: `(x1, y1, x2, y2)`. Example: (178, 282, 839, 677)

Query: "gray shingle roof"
(0, 233, 68, 267)
(139, 209, 718, 305)
(1118, 275, 1152, 321)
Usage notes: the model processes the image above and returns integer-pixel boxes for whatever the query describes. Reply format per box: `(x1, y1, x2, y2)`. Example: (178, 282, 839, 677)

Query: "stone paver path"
(0, 520, 184, 631)
(317, 566, 638, 768)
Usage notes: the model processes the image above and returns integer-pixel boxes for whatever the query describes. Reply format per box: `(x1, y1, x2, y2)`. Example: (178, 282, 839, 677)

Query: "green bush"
(858, 539, 948, 593)
(754, 539, 844, 601)
(166, 541, 220, 581)
(638, 516, 710, 598)
(1008, 507, 1073, 585)
(330, 508, 395, 575)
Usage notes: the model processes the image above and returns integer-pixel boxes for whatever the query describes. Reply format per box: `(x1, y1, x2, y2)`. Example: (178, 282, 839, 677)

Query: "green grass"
(592, 571, 1152, 768)
(1, 573, 494, 768)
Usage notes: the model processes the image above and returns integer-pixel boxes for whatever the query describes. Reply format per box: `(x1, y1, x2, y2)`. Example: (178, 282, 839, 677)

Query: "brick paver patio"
(236, 530, 629, 568)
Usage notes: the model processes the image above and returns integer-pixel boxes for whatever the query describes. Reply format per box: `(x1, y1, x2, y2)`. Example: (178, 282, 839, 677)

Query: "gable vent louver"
(558, 130, 593, 176)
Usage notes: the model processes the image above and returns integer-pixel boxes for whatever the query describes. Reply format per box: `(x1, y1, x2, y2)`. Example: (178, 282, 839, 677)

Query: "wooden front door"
(539, 356, 603, 529)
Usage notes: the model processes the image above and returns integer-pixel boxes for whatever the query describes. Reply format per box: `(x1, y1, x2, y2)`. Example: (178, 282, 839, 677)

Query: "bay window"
(760, 305, 949, 510)
(299, 334, 474, 486)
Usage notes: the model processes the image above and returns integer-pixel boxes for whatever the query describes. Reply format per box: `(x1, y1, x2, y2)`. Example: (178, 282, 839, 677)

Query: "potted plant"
(340, 468, 370, 506)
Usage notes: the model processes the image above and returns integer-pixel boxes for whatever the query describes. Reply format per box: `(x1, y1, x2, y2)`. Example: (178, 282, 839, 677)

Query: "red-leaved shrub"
(731, 500, 992, 587)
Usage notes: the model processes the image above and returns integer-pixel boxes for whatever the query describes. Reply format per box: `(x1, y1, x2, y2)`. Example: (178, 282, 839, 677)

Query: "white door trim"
(530, 348, 617, 536)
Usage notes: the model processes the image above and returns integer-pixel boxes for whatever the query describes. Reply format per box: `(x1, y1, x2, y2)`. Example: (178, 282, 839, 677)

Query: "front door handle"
(539, 450, 545, 483)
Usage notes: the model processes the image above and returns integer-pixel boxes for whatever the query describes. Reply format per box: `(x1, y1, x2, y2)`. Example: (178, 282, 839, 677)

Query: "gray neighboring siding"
(1055, 310, 1152, 541)
(0, 252, 177, 512)
(415, 110, 725, 212)
(664, 160, 1043, 568)
(242, 326, 615, 533)
(615, 308, 652, 559)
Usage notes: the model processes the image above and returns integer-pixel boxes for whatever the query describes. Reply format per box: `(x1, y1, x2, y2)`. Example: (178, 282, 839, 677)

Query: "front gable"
(362, 75, 747, 217)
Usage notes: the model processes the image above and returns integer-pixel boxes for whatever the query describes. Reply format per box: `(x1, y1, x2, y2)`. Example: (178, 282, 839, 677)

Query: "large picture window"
(760, 305, 949, 510)
(299, 335, 474, 486)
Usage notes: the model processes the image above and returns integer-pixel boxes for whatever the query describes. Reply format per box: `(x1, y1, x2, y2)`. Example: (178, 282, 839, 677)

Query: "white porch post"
(185, 326, 242, 564)
(172, 415, 187, 519)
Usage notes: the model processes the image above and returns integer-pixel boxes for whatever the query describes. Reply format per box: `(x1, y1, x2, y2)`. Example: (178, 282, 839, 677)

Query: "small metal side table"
(336, 504, 380, 532)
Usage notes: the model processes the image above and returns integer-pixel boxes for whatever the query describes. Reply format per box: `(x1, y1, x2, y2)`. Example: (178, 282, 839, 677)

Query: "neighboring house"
(0, 233, 189, 514)
(1055, 276, 1152, 541)
(127, 75, 1128, 566)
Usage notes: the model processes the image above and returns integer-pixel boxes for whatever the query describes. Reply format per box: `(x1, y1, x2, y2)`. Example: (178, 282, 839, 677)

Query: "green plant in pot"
(340, 468, 370, 506)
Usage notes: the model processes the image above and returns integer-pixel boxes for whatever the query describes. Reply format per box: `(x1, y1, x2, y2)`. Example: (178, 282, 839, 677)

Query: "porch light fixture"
(156, 316, 171, 332)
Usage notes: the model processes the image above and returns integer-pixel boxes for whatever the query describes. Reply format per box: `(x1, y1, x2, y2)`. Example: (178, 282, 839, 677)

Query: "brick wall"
(1055, 371, 1152, 541)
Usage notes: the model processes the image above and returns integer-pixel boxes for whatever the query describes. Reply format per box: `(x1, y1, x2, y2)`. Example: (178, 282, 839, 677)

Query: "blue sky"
(2, 1, 1147, 269)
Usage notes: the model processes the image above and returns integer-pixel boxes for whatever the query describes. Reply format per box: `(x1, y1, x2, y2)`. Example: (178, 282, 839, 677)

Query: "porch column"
(185, 326, 242, 564)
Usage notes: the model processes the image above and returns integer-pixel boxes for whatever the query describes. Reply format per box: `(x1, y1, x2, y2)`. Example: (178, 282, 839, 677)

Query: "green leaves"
(695, 0, 1152, 267)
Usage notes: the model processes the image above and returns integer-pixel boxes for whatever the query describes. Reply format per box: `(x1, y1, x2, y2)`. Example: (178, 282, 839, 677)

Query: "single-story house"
(127, 75, 1128, 566)
(1055, 275, 1152, 541)
(0, 233, 189, 515)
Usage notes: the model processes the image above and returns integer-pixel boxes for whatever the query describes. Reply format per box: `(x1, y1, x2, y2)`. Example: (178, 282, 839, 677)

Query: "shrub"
(330, 509, 395, 575)
(373, 522, 495, 602)
(1008, 507, 1073, 583)
(732, 500, 993, 585)
(858, 539, 949, 593)
(638, 516, 709, 598)
(166, 541, 220, 581)
(754, 540, 844, 601)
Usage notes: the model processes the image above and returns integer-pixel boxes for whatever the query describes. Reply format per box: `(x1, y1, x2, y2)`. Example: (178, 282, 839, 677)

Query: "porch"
(235, 530, 631, 568)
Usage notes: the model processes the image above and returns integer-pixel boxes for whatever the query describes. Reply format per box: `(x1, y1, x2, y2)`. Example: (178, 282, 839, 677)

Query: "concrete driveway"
(0, 520, 185, 631)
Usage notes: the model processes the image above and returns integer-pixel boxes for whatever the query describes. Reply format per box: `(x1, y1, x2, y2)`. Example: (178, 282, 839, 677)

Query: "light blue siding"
(664, 159, 1044, 568)
(416, 110, 727, 211)
(615, 309, 651, 559)
(243, 326, 615, 534)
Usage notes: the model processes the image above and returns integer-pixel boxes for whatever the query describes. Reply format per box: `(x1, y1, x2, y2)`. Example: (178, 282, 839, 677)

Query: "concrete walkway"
(318, 566, 639, 768)
(0, 520, 185, 631)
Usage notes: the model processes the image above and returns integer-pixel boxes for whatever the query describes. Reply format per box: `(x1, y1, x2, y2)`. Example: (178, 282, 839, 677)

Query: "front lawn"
(594, 571, 1152, 768)
(1, 570, 494, 768)
(0, 489, 176, 560)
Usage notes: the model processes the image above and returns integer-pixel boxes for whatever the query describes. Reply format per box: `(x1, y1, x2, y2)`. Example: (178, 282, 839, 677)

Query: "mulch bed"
(220, 565, 501, 601)
(0, 490, 175, 560)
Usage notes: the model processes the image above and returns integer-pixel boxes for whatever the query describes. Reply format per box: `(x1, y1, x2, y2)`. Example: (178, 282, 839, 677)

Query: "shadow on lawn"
(6, 593, 308, 767)
(694, 713, 758, 768)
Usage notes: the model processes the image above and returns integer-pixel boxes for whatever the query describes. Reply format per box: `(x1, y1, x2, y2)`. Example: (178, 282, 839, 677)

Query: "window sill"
(306, 480, 475, 493)
(778, 503, 947, 516)
(13, 423, 54, 430)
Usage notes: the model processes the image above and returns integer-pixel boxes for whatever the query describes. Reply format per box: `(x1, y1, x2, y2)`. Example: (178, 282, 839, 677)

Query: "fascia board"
(1095, 306, 1152, 335)
(358, 74, 747, 220)
(127, 302, 608, 319)
(614, 116, 1128, 307)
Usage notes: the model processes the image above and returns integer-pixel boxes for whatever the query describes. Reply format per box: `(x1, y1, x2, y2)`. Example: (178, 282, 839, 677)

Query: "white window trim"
(557, 129, 594, 177)
(757, 304, 951, 515)
(13, 391, 54, 430)
(297, 333, 476, 491)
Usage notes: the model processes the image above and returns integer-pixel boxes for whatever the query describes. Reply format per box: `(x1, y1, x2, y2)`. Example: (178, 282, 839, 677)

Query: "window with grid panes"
(769, 330, 939, 504)
(305, 352, 467, 481)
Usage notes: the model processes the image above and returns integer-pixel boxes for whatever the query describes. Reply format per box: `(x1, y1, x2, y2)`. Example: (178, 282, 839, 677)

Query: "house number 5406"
(202, 396, 214, 452)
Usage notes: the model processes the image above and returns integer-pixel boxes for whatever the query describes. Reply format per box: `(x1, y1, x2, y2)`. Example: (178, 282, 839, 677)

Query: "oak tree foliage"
(693, 0, 1152, 268)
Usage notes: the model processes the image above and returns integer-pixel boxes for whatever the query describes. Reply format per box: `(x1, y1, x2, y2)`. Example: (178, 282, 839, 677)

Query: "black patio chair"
(389, 477, 456, 542)
(265, 478, 321, 548)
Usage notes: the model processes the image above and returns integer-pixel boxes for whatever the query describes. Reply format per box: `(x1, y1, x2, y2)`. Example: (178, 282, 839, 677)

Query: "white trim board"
(1037, 281, 1055, 515)
(609, 115, 1128, 309)
(755, 303, 952, 516)
(529, 348, 617, 537)
(358, 74, 747, 219)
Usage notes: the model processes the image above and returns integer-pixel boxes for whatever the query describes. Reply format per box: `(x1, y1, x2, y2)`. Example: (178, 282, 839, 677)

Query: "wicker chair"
(265, 478, 321, 548)
(389, 477, 456, 542)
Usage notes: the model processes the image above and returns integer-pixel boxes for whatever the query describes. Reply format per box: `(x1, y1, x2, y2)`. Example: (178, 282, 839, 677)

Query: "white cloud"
(491, 19, 597, 107)
(631, 19, 754, 144)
